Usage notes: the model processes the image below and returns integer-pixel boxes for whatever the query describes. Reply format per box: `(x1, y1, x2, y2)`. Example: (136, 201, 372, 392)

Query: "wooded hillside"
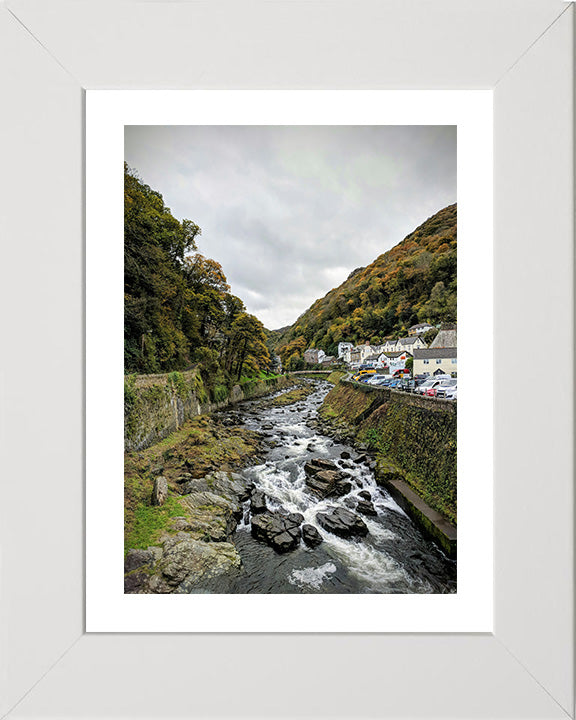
(124, 165, 270, 383)
(275, 204, 456, 368)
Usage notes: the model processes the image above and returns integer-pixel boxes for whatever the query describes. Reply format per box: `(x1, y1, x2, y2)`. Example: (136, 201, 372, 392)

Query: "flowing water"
(212, 379, 456, 594)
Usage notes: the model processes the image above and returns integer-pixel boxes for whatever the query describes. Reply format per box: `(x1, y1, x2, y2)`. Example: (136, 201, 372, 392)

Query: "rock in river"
(304, 458, 338, 475)
(302, 524, 323, 548)
(250, 490, 268, 515)
(305, 469, 352, 499)
(356, 500, 377, 516)
(251, 512, 302, 553)
(316, 507, 368, 539)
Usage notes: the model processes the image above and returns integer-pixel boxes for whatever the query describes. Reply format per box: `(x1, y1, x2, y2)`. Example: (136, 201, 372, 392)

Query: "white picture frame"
(0, 1, 573, 718)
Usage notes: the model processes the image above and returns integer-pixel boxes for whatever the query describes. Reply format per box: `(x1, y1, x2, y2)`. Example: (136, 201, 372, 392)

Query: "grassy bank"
(124, 414, 262, 554)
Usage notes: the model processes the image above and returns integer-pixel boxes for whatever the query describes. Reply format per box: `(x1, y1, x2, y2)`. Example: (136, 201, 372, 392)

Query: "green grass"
(124, 493, 185, 555)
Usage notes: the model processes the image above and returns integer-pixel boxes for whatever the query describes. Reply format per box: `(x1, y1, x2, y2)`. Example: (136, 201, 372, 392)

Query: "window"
(451, 358, 457, 364)
(436, 359, 442, 364)
(423, 359, 429, 365)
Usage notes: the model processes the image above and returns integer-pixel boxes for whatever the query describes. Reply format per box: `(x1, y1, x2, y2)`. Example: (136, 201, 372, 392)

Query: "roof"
(382, 350, 412, 358)
(364, 354, 382, 361)
(409, 323, 433, 330)
(398, 336, 423, 346)
(430, 329, 457, 348)
(413, 348, 457, 360)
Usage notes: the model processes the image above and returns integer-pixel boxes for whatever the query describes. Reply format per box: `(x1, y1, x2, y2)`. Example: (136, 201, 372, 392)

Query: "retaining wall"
(124, 370, 293, 452)
(320, 379, 457, 555)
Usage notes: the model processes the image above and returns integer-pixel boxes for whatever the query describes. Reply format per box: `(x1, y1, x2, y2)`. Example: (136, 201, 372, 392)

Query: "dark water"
(213, 380, 456, 594)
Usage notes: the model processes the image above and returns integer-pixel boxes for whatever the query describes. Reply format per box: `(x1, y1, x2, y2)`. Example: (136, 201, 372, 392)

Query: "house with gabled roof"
(413, 347, 457, 377)
(303, 347, 325, 364)
(396, 336, 427, 352)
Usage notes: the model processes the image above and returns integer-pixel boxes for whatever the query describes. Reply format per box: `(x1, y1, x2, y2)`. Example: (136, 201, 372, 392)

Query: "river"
(211, 379, 456, 594)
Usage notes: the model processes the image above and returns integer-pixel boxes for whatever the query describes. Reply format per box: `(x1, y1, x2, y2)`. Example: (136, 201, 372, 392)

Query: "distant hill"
(277, 204, 456, 368)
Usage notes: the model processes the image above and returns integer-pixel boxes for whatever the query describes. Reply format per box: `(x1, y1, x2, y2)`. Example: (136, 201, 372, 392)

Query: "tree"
(224, 313, 270, 380)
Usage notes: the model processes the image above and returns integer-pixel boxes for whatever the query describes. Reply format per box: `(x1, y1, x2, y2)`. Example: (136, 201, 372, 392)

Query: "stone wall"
(320, 379, 457, 527)
(124, 370, 292, 452)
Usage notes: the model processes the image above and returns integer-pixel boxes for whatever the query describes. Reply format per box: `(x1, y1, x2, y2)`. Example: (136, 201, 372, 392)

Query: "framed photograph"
(87, 90, 492, 632)
(1, 1, 573, 718)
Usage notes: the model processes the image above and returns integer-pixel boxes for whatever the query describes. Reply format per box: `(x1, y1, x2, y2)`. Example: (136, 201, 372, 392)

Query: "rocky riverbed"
(125, 379, 456, 594)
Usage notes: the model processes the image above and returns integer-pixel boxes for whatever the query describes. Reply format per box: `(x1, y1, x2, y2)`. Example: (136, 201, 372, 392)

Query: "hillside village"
(294, 322, 457, 378)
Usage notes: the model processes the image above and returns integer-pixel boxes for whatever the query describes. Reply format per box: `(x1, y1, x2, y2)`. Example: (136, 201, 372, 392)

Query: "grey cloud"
(125, 125, 456, 329)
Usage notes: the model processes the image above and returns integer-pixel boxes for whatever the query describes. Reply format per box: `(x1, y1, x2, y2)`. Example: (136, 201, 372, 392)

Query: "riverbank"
(124, 380, 319, 592)
(317, 377, 457, 557)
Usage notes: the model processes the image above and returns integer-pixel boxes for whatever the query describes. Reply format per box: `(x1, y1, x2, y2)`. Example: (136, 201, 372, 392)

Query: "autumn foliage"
(275, 204, 457, 368)
(124, 164, 269, 380)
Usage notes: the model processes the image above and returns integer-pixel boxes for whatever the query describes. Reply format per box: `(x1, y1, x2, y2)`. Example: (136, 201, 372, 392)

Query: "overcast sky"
(125, 125, 456, 330)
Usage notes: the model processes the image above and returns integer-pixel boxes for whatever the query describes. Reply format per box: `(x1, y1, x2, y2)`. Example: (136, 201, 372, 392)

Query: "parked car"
(423, 376, 455, 397)
(366, 374, 391, 385)
(436, 379, 457, 399)
(415, 375, 451, 395)
(374, 377, 392, 387)
(412, 375, 429, 393)
(400, 379, 416, 392)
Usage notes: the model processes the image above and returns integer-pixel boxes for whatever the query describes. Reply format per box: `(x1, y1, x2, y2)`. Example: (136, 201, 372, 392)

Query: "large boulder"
(356, 500, 377, 516)
(124, 533, 241, 594)
(250, 490, 268, 515)
(179, 471, 251, 504)
(316, 507, 368, 538)
(151, 476, 168, 506)
(302, 524, 323, 548)
(151, 534, 241, 593)
(304, 458, 338, 476)
(251, 512, 302, 553)
(124, 548, 156, 574)
(305, 469, 352, 499)
(179, 491, 240, 542)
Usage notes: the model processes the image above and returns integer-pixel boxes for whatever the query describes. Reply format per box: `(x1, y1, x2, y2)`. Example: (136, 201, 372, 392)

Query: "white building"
(382, 351, 411, 373)
(408, 323, 434, 336)
(396, 336, 427, 353)
(413, 348, 457, 377)
(337, 342, 353, 359)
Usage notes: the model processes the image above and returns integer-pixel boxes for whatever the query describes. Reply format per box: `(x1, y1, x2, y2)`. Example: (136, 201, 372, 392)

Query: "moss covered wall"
(125, 370, 292, 452)
(320, 380, 457, 524)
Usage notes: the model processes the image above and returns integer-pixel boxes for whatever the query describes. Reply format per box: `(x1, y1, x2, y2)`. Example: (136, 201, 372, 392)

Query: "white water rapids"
(216, 380, 456, 594)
